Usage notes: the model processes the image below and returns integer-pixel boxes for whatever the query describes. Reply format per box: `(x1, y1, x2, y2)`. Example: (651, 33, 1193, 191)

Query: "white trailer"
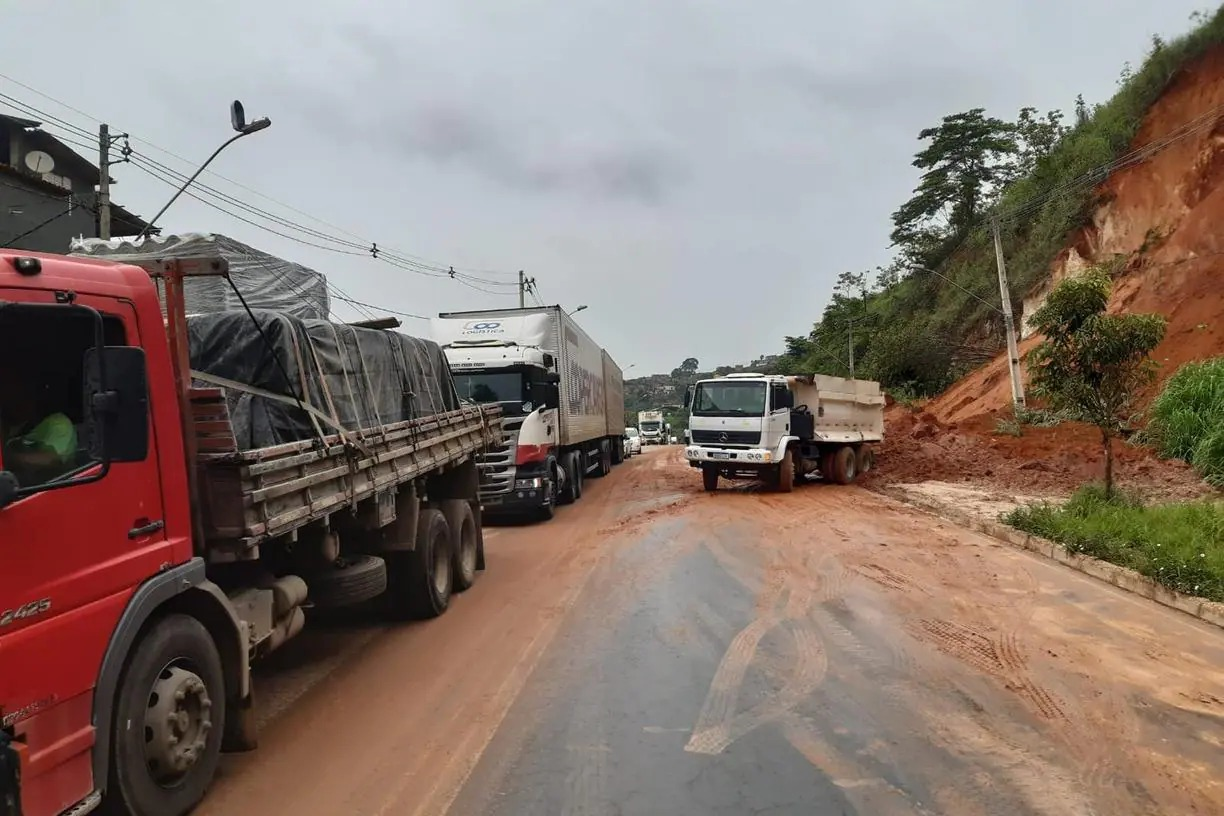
(431, 306, 625, 520)
(683, 372, 884, 492)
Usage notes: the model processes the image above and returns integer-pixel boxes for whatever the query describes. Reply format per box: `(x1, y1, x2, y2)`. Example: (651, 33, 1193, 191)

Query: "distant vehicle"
(669, 435, 678, 444)
(638, 410, 666, 445)
(624, 426, 643, 456)
(684, 372, 885, 492)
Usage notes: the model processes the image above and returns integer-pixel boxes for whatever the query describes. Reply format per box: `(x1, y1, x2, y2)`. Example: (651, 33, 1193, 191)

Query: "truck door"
(768, 383, 792, 445)
(0, 295, 167, 816)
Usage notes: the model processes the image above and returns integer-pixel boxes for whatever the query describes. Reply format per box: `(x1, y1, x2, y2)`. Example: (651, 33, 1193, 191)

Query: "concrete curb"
(878, 485, 1224, 632)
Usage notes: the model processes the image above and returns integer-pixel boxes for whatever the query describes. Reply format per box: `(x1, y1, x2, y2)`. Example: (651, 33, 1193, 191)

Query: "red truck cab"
(0, 251, 229, 816)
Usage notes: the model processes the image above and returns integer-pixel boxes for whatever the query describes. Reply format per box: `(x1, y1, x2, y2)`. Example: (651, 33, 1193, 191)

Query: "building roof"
(0, 112, 108, 185)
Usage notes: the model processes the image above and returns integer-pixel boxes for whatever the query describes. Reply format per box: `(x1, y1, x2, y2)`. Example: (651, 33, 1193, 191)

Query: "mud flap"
(472, 498, 486, 571)
(222, 689, 259, 753)
(0, 731, 21, 816)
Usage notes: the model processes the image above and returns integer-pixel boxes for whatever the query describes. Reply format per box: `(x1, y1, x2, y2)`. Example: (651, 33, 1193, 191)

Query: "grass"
(1006, 485, 1224, 602)
(1146, 356, 1224, 485)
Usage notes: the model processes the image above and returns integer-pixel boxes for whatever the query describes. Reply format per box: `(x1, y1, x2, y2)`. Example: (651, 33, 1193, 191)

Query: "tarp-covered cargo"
(187, 310, 460, 450)
(70, 232, 330, 320)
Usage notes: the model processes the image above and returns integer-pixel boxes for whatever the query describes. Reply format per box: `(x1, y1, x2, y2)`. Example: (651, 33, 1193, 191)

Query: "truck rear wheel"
(831, 446, 858, 485)
(383, 509, 452, 620)
(444, 500, 479, 593)
(778, 451, 795, 493)
(856, 446, 874, 475)
(702, 466, 719, 492)
(107, 614, 225, 816)
(594, 440, 612, 477)
(611, 437, 624, 465)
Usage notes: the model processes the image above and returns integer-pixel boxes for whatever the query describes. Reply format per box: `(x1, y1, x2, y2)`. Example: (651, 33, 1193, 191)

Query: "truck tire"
(444, 500, 479, 593)
(611, 437, 624, 465)
(307, 554, 388, 609)
(856, 446, 874, 474)
(820, 449, 836, 482)
(594, 440, 612, 477)
(572, 453, 585, 499)
(831, 446, 858, 485)
(778, 450, 795, 493)
(107, 614, 225, 816)
(383, 509, 452, 620)
(559, 453, 579, 505)
(702, 466, 718, 492)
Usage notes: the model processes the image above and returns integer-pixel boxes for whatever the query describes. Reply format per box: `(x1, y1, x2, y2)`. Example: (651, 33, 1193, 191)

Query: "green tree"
(1026, 269, 1167, 496)
(890, 108, 1017, 255)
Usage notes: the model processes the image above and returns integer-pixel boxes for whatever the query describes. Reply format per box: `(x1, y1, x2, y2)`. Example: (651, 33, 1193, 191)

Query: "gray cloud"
(2, 0, 1210, 375)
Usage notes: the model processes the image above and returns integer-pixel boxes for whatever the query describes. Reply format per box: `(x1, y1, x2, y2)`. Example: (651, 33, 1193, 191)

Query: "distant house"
(0, 112, 153, 254)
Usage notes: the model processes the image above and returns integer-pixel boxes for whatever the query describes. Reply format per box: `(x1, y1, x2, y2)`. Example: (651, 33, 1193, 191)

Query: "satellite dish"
(24, 150, 54, 174)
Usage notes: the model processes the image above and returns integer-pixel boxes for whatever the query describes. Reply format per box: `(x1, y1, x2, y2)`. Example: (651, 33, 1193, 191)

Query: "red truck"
(0, 251, 504, 815)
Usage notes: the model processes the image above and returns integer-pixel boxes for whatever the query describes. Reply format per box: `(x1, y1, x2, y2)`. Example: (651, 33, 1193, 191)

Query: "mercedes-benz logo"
(719, 432, 728, 442)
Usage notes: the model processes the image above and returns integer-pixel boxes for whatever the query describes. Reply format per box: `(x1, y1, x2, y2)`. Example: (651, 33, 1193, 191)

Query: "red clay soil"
(885, 46, 1224, 498)
(861, 404, 1207, 500)
(926, 46, 1224, 429)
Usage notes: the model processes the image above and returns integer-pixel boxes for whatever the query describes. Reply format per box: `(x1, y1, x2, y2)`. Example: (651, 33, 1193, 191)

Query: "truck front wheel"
(702, 466, 719, 492)
(777, 451, 795, 493)
(108, 614, 226, 816)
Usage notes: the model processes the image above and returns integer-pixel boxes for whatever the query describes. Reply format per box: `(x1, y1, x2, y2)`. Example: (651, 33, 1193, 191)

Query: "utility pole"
(992, 217, 1026, 409)
(518, 270, 536, 308)
(98, 123, 111, 240)
(847, 318, 855, 378)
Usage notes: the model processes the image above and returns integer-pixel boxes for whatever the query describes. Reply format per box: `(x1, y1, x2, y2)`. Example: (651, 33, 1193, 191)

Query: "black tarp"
(187, 310, 460, 450)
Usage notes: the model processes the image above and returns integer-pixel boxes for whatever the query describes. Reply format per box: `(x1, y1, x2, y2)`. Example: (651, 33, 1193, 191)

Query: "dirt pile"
(862, 404, 1206, 500)
(926, 46, 1224, 429)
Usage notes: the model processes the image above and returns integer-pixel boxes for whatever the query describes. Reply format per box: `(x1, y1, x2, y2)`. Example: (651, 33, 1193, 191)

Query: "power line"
(0, 74, 520, 282)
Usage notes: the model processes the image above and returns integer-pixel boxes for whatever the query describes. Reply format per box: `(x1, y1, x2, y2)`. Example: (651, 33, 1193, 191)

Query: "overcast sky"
(4, 1, 1210, 375)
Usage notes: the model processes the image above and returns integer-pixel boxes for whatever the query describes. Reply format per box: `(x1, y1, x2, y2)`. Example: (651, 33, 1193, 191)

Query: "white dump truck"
(683, 372, 884, 492)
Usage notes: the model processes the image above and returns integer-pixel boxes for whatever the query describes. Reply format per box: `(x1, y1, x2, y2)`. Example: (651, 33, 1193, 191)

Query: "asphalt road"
(197, 447, 1224, 816)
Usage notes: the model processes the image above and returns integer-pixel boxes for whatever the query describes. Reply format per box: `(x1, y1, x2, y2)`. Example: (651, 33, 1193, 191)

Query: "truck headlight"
(514, 477, 543, 489)
(762, 452, 772, 462)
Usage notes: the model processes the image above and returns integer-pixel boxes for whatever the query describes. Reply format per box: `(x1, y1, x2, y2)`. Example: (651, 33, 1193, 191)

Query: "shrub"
(1146, 356, 1224, 485)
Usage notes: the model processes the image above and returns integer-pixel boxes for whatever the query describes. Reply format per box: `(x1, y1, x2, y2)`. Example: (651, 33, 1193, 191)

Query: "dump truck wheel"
(107, 615, 225, 816)
(444, 500, 479, 593)
(856, 446, 874, 475)
(778, 451, 795, 493)
(383, 509, 452, 620)
(820, 449, 837, 482)
(307, 554, 388, 609)
(702, 466, 719, 492)
(832, 446, 858, 485)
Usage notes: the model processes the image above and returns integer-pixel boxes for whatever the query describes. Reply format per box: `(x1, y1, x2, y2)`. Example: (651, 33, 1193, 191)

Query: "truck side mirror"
(683, 386, 692, 409)
(84, 346, 150, 463)
(530, 381, 560, 410)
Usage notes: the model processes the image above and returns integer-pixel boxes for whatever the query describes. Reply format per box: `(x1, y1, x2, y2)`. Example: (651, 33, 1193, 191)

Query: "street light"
(569, 304, 588, 315)
(137, 100, 272, 239)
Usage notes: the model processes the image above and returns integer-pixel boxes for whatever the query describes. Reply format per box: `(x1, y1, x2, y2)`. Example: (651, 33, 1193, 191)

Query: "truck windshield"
(692, 381, 766, 417)
(640, 422, 661, 431)
(453, 372, 525, 407)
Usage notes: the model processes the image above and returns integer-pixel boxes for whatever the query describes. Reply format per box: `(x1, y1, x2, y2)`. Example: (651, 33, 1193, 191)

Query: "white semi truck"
(683, 372, 885, 492)
(637, 410, 667, 445)
(431, 306, 625, 521)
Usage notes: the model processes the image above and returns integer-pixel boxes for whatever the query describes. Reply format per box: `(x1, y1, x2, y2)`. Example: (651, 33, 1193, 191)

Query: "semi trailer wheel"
(595, 440, 612, 477)
(444, 500, 479, 593)
(107, 614, 226, 816)
(831, 446, 858, 485)
(382, 509, 452, 620)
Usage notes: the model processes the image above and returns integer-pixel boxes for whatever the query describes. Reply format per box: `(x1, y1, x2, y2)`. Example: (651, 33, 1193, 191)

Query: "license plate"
(710, 452, 731, 460)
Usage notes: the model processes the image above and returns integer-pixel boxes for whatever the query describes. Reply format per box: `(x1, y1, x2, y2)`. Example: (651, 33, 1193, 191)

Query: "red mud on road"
(861, 404, 1208, 500)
